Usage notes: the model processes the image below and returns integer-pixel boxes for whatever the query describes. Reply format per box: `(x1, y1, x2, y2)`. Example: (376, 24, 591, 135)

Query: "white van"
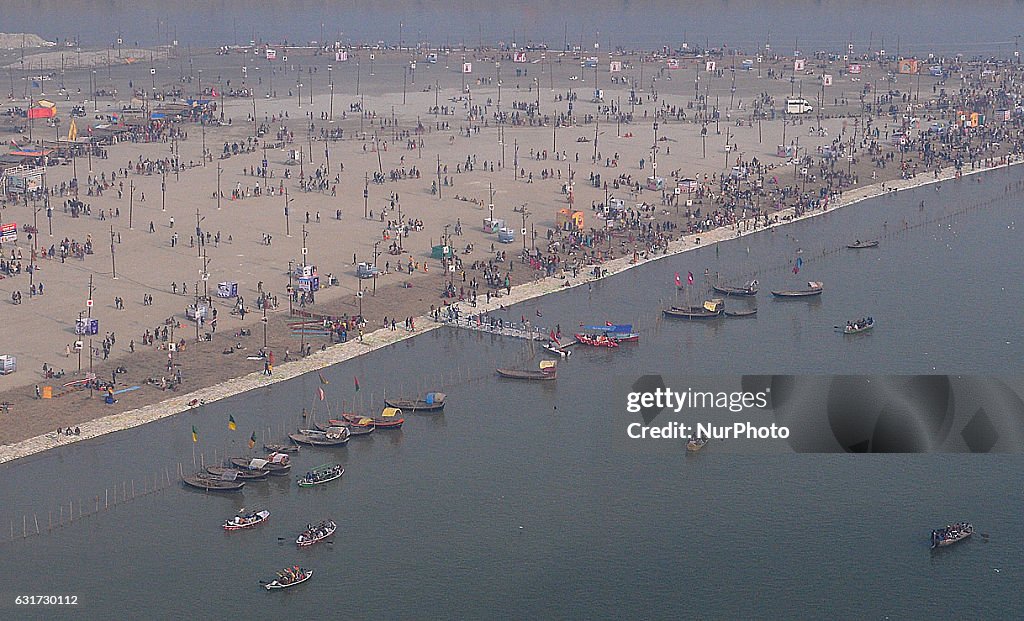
(786, 98, 813, 114)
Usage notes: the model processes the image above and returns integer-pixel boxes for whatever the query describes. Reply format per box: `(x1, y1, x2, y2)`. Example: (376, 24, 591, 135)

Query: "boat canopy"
(267, 453, 289, 464)
(425, 392, 443, 404)
(703, 299, 724, 312)
(248, 458, 269, 469)
(808, 281, 823, 289)
(358, 417, 374, 425)
(583, 323, 633, 333)
(539, 360, 557, 370)
(218, 470, 238, 481)
(381, 407, 402, 418)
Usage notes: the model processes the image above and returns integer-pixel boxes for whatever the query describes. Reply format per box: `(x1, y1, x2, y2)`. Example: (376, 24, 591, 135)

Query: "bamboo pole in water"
(34, 514, 39, 535)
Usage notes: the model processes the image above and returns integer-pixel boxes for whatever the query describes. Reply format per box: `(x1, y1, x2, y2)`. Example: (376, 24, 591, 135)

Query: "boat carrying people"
(840, 317, 875, 334)
(298, 464, 345, 487)
(931, 522, 974, 549)
(263, 566, 313, 590)
(296, 520, 337, 546)
(686, 435, 709, 452)
(223, 509, 270, 531)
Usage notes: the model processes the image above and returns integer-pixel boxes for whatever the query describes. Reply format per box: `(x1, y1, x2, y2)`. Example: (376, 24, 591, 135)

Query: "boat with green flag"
(297, 463, 345, 487)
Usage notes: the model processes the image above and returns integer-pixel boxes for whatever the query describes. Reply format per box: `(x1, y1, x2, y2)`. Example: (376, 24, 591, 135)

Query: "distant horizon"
(3, 1, 1024, 56)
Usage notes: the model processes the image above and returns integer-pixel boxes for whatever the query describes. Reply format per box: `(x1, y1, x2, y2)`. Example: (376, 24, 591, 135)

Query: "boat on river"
(847, 240, 879, 249)
(724, 308, 758, 318)
(384, 392, 446, 412)
(183, 471, 245, 492)
(839, 317, 875, 334)
(263, 443, 299, 454)
(298, 464, 345, 487)
(931, 522, 973, 549)
(207, 465, 269, 481)
(712, 280, 758, 297)
(230, 453, 291, 476)
(574, 333, 619, 347)
(289, 427, 351, 446)
(580, 323, 640, 342)
(496, 360, 557, 380)
(337, 408, 405, 429)
(264, 567, 313, 590)
(686, 435, 709, 452)
(223, 509, 270, 530)
(771, 282, 823, 298)
(296, 520, 337, 547)
(663, 299, 725, 319)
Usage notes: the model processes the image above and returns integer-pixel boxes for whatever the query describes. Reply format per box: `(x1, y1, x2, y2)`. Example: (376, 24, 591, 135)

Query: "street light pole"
(372, 240, 380, 296)
(328, 65, 334, 122)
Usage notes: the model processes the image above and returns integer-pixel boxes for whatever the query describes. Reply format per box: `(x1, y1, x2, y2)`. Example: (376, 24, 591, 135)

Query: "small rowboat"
(839, 317, 874, 334)
(384, 392, 446, 412)
(931, 522, 973, 549)
(724, 308, 758, 318)
(296, 520, 337, 546)
(847, 240, 879, 249)
(207, 465, 269, 481)
(264, 568, 313, 590)
(182, 472, 245, 492)
(289, 427, 351, 446)
(712, 280, 758, 296)
(231, 454, 291, 476)
(664, 298, 725, 319)
(263, 443, 299, 454)
(497, 359, 557, 380)
(686, 436, 709, 452)
(224, 509, 270, 530)
(298, 464, 345, 487)
(771, 282, 823, 298)
(323, 420, 375, 436)
(338, 408, 405, 429)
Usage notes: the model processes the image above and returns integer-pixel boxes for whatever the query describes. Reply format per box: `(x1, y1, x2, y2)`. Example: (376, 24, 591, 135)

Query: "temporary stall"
(297, 276, 320, 292)
(356, 262, 379, 278)
(646, 176, 665, 191)
(431, 245, 453, 260)
(0, 354, 16, 375)
(497, 227, 516, 243)
(217, 281, 239, 298)
(556, 208, 584, 231)
(483, 218, 504, 234)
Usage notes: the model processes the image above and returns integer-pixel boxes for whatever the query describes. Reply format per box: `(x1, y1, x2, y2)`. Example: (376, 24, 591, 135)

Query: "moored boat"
(839, 317, 875, 334)
(542, 340, 574, 357)
(712, 280, 759, 297)
(724, 308, 758, 318)
(323, 420, 375, 436)
(296, 520, 337, 546)
(771, 282, 823, 298)
(230, 453, 291, 476)
(338, 408, 405, 429)
(384, 392, 446, 412)
(931, 522, 973, 549)
(207, 465, 269, 481)
(496, 359, 557, 380)
(289, 427, 351, 446)
(263, 443, 299, 454)
(264, 567, 312, 590)
(183, 472, 245, 492)
(574, 333, 620, 347)
(847, 240, 880, 249)
(664, 299, 725, 319)
(581, 323, 640, 342)
(298, 464, 345, 487)
(223, 509, 270, 530)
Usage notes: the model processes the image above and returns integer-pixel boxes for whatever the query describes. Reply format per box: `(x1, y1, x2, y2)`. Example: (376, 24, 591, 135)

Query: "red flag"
(354, 377, 360, 392)
(674, 272, 682, 287)
(318, 387, 325, 401)
(549, 329, 557, 341)
(687, 272, 694, 285)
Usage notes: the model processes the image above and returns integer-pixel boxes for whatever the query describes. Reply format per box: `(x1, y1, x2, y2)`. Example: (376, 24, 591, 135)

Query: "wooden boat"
(664, 299, 725, 319)
(724, 308, 758, 318)
(496, 359, 557, 381)
(686, 436, 709, 452)
(264, 568, 313, 590)
(323, 420, 375, 436)
(230, 453, 291, 476)
(847, 240, 879, 249)
(574, 333, 620, 347)
(296, 520, 337, 547)
(581, 323, 640, 342)
(289, 427, 351, 446)
(223, 509, 270, 530)
(182, 472, 245, 492)
(931, 522, 973, 549)
(263, 443, 299, 454)
(712, 280, 758, 297)
(207, 465, 269, 481)
(338, 408, 405, 429)
(771, 282, 823, 298)
(298, 464, 345, 487)
(384, 392, 446, 412)
(839, 317, 874, 334)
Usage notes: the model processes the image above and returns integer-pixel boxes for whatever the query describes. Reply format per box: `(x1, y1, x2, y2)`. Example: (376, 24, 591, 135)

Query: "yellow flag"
(228, 415, 237, 431)
(67, 118, 78, 142)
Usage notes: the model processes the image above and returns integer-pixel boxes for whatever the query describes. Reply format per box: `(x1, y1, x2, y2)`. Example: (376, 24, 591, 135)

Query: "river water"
(1, 167, 1023, 618)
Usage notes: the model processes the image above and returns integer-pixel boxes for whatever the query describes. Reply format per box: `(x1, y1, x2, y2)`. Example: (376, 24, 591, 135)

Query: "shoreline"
(1, 157, 1018, 465)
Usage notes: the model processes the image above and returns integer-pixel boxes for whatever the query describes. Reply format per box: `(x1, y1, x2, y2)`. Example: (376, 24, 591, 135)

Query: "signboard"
(705, 61, 716, 72)
(848, 64, 862, 74)
(463, 62, 472, 73)
(513, 52, 527, 63)
(822, 74, 833, 87)
(335, 50, 348, 62)
(0, 222, 16, 243)
(666, 58, 679, 69)
(794, 58, 806, 72)
(265, 48, 277, 60)
(609, 61, 622, 73)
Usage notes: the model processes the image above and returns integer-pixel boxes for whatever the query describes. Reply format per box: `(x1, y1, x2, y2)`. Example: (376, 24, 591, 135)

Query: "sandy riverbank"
(2, 155, 1017, 465)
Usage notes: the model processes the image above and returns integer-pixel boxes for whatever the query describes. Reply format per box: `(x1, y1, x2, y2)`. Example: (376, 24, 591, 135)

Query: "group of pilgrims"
(931, 521, 973, 546)
(298, 519, 337, 544)
(302, 465, 342, 484)
(275, 566, 308, 585)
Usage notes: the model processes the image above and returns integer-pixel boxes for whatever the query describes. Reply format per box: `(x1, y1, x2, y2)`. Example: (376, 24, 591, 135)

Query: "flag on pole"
(228, 415, 237, 431)
(354, 377, 360, 391)
(674, 272, 682, 287)
(318, 387, 325, 401)
(318, 372, 329, 385)
(191, 425, 198, 443)
(248, 431, 257, 449)
(687, 272, 694, 285)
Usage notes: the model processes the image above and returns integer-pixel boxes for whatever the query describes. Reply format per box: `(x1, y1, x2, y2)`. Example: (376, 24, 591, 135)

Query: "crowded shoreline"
(1, 152, 1016, 465)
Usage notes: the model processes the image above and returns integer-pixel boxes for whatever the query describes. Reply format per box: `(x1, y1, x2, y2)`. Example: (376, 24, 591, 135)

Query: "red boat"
(337, 408, 405, 429)
(574, 333, 620, 348)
